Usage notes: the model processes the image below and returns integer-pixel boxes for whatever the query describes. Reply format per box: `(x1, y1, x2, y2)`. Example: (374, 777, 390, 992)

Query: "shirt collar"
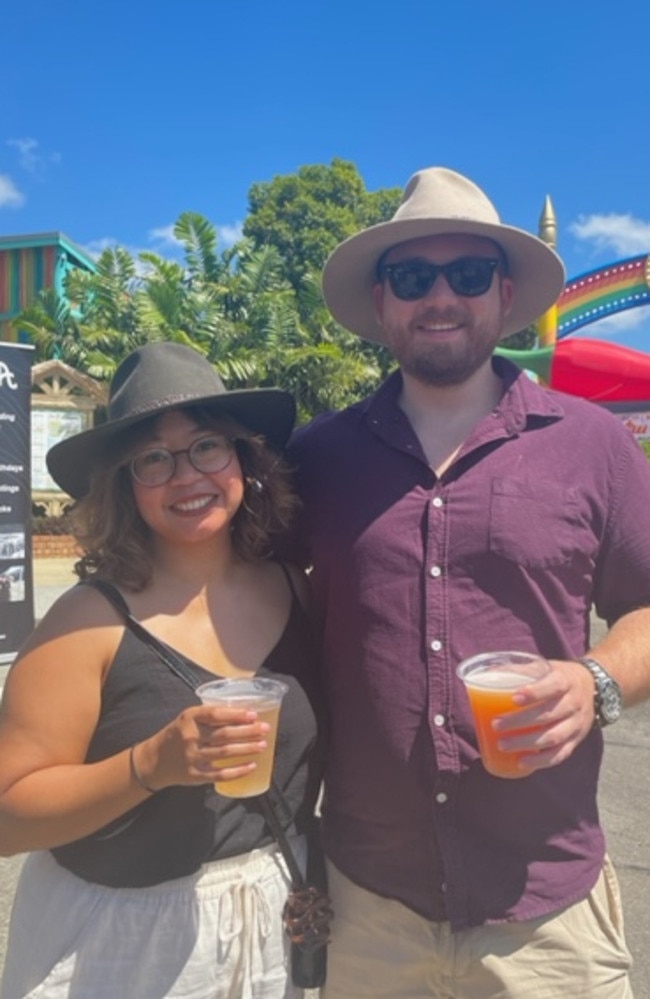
(492, 354, 565, 432)
(365, 356, 566, 435)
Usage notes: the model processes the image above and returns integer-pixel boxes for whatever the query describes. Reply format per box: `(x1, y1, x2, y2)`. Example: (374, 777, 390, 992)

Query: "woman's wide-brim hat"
(322, 166, 566, 344)
(47, 342, 296, 498)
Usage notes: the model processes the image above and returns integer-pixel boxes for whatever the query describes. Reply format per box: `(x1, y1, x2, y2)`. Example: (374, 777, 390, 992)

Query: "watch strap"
(577, 656, 622, 726)
(578, 655, 608, 677)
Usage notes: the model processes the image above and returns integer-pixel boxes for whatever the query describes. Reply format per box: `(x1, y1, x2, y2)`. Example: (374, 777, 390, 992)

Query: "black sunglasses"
(378, 257, 500, 300)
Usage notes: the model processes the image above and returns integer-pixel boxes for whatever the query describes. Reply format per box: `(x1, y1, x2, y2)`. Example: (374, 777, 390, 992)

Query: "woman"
(0, 342, 324, 999)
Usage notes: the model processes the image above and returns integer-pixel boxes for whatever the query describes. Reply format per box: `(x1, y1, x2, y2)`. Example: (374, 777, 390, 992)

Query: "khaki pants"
(323, 857, 633, 999)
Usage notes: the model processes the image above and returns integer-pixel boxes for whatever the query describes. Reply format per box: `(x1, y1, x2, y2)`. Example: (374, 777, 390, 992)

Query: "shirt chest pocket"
(488, 477, 589, 569)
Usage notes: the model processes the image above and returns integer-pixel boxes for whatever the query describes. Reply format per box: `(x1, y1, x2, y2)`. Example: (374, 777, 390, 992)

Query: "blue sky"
(3, 0, 650, 349)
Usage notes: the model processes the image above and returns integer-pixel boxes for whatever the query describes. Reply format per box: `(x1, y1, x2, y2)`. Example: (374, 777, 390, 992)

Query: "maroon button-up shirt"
(287, 358, 650, 930)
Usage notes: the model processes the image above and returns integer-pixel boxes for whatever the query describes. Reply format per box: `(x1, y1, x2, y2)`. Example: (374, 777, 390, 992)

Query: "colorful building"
(0, 232, 96, 342)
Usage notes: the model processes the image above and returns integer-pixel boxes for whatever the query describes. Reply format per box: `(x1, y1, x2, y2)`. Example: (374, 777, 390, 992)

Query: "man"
(287, 167, 650, 997)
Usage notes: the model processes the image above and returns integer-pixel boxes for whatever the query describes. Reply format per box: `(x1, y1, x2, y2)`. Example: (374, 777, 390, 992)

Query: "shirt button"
(430, 640, 442, 652)
(433, 714, 445, 727)
(432, 497, 443, 508)
(435, 792, 448, 804)
(429, 565, 441, 578)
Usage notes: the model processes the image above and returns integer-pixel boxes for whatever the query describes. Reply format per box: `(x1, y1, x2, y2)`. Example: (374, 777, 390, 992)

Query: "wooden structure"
(31, 359, 106, 516)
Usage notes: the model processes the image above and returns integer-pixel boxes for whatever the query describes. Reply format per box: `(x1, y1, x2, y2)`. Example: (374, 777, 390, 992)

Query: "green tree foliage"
(173, 212, 223, 283)
(14, 287, 117, 378)
(66, 247, 141, 340)
(244, 158, 402, 296)
(501, 324, 538, 350)
(17, 163, 406, 421)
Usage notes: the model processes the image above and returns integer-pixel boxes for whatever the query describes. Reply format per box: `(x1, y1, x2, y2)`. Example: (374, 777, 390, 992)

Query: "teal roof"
(0, 232, 96, 272)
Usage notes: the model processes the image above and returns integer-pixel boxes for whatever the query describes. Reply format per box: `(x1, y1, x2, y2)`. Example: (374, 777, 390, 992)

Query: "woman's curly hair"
(70, 405, 299, 592)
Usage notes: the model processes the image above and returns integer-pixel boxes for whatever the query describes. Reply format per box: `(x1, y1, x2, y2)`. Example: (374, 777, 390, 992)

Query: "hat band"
(112, 391, 219, 420)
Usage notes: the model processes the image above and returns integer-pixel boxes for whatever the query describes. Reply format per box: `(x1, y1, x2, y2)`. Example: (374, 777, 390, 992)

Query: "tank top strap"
(81, 578, 131, 618)
(81, 578, 202, 690)
(277, 561, 299, 603)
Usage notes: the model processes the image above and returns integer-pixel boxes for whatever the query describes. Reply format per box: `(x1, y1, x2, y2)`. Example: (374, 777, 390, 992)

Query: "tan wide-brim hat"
(322, 167, 566, 344)
(47, 342, 296, 499)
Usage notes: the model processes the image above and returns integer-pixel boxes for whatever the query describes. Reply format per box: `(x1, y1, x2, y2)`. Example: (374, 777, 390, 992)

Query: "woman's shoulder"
(19, 581, 127, 654)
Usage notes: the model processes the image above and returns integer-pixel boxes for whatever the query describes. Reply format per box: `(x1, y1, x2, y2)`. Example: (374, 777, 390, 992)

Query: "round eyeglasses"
(129, 434, 236, 487)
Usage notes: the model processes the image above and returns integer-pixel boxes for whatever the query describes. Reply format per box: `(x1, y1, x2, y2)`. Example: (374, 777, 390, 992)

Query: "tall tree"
(243, 158, 401, 403)
(244, 158, 401, 296)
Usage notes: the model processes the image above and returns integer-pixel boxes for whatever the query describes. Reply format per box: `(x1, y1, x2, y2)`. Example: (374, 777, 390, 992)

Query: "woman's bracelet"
(129, 744, 158, 795)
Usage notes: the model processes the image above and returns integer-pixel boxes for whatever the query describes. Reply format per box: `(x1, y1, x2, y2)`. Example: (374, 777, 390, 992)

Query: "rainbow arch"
(499, 252, 650, 404)
(557, 254, 650, 338)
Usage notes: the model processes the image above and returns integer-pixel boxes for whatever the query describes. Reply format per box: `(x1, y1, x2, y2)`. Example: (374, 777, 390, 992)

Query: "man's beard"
(385, 308, 505, 387)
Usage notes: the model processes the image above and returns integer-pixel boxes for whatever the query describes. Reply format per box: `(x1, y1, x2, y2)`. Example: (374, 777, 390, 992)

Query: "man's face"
(373, 233, 514, 387)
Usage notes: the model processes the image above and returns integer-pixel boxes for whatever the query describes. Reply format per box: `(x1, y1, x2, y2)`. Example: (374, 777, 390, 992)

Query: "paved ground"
(0, 563, 647, 997)
(31, 555, 79, 623)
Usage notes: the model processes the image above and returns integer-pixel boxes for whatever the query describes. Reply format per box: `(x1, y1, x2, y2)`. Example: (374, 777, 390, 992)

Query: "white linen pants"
(1, 842, 306, 999)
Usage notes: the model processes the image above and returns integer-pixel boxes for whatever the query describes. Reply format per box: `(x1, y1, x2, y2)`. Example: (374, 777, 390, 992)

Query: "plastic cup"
(195, 677, 288, 797)
(456, 651, 551, 779)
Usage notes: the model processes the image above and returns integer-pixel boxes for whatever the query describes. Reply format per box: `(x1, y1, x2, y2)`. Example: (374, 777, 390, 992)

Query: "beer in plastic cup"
(195, 677, 288, 797)
(456, 651, 551, 779)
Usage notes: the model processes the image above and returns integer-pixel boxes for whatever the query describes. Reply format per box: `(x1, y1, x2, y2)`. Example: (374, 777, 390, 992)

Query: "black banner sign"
(0, 343, 34, 664)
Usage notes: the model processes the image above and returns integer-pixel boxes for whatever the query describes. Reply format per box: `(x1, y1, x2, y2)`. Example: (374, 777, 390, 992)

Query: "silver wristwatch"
(577, 657, 623, 727)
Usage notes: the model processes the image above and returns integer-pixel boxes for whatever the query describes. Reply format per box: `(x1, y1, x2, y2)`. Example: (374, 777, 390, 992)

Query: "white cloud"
(570, 213, 650, 258)
(81, 238, 152, 276)
(219, 221, 244, 247)
(87, 228, 185, 268)
(82, 218, 246, 276)
(82, 237, 120, 259)
(148, 218, 245, 252)
(0, 174, 25, 208)
(148, 224, 182, 248)
(567, 214, 650, 339)
(6, 137, 61, 178)
(7, 137, 39, 173)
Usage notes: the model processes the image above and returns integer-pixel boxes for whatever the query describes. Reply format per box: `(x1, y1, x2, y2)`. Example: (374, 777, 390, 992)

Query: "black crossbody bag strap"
(82, 578, 202, 689)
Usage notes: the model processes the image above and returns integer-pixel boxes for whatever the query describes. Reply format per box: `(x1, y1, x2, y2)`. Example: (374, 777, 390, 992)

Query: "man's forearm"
(588, 605, 650, 707)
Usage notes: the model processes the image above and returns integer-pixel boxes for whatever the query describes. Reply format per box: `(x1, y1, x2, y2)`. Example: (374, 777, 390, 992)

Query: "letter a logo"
(0, 362, 17, 390)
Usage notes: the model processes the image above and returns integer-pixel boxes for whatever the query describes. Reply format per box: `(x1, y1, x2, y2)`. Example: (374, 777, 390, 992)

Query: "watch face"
(600, 680, 623, 724)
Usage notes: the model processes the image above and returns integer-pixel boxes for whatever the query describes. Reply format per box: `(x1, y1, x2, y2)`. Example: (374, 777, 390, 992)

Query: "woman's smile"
(169, 493, 219, 515)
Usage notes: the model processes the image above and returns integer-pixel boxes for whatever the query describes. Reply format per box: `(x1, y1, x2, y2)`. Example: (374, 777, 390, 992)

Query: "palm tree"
(15, 199, 389, 419)
(13, 288, 116, 377)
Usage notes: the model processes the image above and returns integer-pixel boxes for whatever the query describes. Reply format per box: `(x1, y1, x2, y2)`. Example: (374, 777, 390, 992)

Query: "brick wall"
(32, 535, 80, 559)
